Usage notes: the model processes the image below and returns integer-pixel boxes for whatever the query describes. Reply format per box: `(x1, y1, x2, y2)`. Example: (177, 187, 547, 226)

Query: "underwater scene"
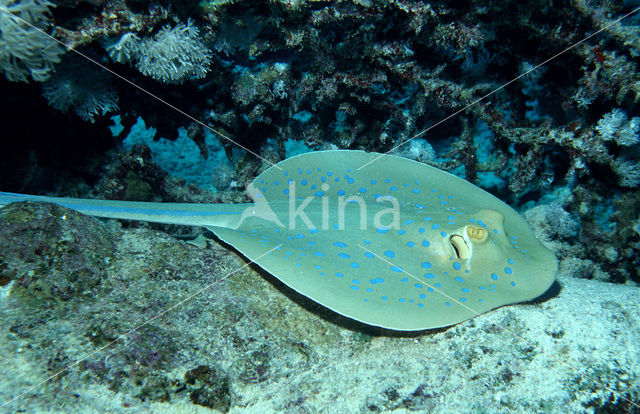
(0, 0, 640, 412)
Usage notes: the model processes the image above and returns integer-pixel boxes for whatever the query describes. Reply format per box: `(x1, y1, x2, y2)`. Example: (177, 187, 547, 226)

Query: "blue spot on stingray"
(384, 250, 395, 258)
(385, 178, 391, 183)
(333, 242, 347, 248)
(418, 303, 424, 308)
(371, 179, 377, 184)
(445, 302, 452, 306)
(399, 298, 406, 303)
(337, 190, 345, 196)
(295, 234, 305, 239)
(491, 273, 498, 280)
(505, 267, 513, 274)
(307, 169, 311, 174)
(297, 169, 303, 174)
(376, 227, 389, 233)
(423, 217, 432, 221)
(419, 293, 426, 299)
(364, 252, 375, 258)
(350, 286, 359, 291)
(366, 288, 373, 292)
(398, 229, 406, 235)
(347, 178, 355, 184)
(440, 231, 447, 238)
(309, 229, 319, 235)
(477, 220, 487, 227)
(423, 273, 435, 279)
(407, 241, 415, 247)
(359, 187, 367, 193)
(284, 171, 289, 176)
(460, 298, 467, 302)
(412, 188, 420, 193)
(422, 239, 431, 247)
(469, 218, 476, 223)
(390, 266, 403, 272)
(401, 278, 408, 282)
(370, 278, 384, 284)
(363, 240, 372, 244)
(335, 178, 339, 182)
(427, 287, 435, 293)
(350, 262, 360, 268)
(382, 296, 389, 301)
(336, 272, 344, 278)
(283, 189, 289, 195)
(447, 215, 455, 220)
(314, 265, 321, 269)
(296, 263, 301, 266)
(455, 277, 464, 282)
(419, 227, 425, 233)
(311, 184, 316, 190)
(415, 204, 426, 209)
(390, 186, 398, 191)
(461, 288, 470, 293)
(493, 229, 499, 234)
(511, 281, 517, 286)
(321, 176, 326, 182)
(508, 258, 514, 264)
(414, 283, 423, 288)
(314, 191, 324, 197)
(421, 262, 432, 269)
(327, 171, 333, 176)
(352, 279, 360, 284)
(453, 262, 461, 270)
(313, 252, 324, 257)
(404, 220, 414, 225)
(338, 252, 350, 259)
(431, 224, 440, 230)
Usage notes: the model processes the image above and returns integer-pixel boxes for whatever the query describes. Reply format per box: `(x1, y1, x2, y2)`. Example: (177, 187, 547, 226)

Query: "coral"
(107, 20, 212, 83)
(613, 159, 640, 188)
(0, 202, 114, 302)
(392, 138, 436, 163)
(42, 55, 119, 122)
(0, 0, 64, 81)
(596, 108, 640, 146)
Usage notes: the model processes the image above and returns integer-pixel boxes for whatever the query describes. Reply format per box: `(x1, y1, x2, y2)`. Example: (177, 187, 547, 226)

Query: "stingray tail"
(0, 192, 249, 229)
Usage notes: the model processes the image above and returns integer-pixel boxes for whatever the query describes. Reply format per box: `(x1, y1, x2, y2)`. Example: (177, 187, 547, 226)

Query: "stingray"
(0, 150, 557, 331)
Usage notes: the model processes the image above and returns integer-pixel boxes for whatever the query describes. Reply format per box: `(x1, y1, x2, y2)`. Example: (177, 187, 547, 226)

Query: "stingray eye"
(466, 226, 488, 243)
(449, 234, 470, 260)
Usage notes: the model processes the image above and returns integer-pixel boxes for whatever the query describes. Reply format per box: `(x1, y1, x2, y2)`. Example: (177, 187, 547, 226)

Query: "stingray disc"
(209, 150, 557, 331)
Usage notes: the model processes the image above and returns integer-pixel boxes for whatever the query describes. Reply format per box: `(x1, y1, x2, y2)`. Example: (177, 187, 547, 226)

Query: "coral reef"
(0, 0, 640, 411)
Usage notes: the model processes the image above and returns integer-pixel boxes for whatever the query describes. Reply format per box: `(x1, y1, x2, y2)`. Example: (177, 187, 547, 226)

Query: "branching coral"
(106, 20, 212, 83)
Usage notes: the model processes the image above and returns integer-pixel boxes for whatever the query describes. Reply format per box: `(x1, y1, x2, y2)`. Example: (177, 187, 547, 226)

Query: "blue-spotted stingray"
(0, 150, 557, 331)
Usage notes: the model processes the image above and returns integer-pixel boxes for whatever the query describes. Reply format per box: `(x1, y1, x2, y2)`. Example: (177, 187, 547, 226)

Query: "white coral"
(0, 0, 64, 82)
(595, 109, 639, 146)
(104, 20, 211, 83)
(596, 108, 627, 141)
